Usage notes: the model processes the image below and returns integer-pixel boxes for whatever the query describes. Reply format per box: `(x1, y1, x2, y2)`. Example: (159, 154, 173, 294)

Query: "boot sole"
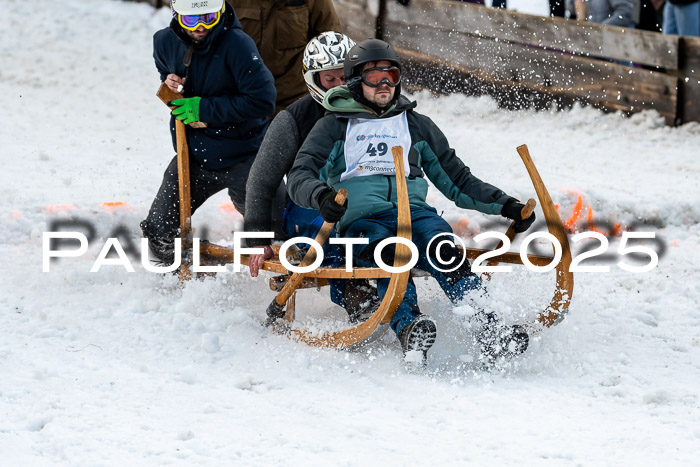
(405, 318, 437, 353)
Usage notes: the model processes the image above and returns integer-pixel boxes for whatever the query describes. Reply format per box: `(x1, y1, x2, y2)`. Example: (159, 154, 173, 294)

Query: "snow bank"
(1, 0, 699, 465)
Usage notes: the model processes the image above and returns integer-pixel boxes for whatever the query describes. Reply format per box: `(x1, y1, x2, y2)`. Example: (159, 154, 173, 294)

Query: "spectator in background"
(663, 0, 699, 36)
(551, 0, 567, 16)
(637, 0, 664, 32)
(229, 0, 342, 114)
(570, 0, 635, 27)
(490, 0, 565, 16)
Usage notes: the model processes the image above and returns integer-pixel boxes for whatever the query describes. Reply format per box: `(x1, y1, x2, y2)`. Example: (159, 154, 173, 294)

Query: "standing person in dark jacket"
(230, 0, 342, 114)
(244, 32, 378, 322)
(287, 39, 535, 363)
(141, 0, 277, 264)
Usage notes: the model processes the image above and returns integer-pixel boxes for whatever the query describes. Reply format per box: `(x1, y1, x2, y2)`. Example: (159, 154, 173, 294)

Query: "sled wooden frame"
(198, 144, 574, 348)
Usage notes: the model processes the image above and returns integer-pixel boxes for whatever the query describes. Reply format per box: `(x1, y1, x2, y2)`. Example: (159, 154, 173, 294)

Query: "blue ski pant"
(342, 206, 482, 336)
(282, 201, 345, 307)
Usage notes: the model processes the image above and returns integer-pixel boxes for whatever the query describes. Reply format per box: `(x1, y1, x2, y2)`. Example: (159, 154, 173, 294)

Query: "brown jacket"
(228, 0, 342, 114)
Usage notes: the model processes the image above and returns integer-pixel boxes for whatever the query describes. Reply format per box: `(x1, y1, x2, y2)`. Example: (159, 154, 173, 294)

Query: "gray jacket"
(568, 0, 635, 27)
(244, 95, 326, 246)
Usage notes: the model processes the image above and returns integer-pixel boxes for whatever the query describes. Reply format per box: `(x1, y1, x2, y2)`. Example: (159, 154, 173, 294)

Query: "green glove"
(170, 97, 201, 125)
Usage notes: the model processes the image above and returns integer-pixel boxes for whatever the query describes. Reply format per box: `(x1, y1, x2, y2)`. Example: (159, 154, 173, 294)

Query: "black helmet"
(344, 39, 402, 81)
(344, 39, 402, 111)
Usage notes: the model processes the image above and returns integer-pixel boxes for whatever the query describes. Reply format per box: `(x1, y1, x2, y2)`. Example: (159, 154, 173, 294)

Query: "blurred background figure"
(229, 0, 342, 114)
(662, 0, 699, 36)
(551, 0, 567, 16)
(570, 0, 635, 26)
(637, 0, 664, 32)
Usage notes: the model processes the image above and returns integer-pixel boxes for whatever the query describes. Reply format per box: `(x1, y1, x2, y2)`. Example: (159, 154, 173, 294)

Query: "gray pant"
(141, 155, 255, 241)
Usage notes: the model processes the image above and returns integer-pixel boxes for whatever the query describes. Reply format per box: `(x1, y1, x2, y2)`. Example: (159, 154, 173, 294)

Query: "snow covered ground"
(2, 0, 699, 464)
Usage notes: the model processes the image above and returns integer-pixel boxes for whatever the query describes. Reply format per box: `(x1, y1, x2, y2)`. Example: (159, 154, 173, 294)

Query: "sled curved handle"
(504, 197, 536, 243)
(521, 198, 537, 219)
(156, 83, 208, 129)
(516, 145, 573, 327)
(266, 189, 348, 322)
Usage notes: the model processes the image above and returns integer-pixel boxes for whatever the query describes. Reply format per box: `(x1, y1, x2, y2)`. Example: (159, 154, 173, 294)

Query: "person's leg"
(408, 208, 528, 363)
(344, 212, 422, 336)
(675, 2, 699, 36)
(222, 155, 256, 216)
(409, 207, 482, 304)
(662, 2, 678, 35)
(282, 202, 342, 261)
(141, 156, 226, 262)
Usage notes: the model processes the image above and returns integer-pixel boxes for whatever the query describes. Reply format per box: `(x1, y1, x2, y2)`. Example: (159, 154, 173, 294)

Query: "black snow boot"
(141, 220, 176, 266)
(344, 279, 381, 324)
(399, 315, 437, 361)
(146, 236, 176, 266)
(473, 311, 529, 365)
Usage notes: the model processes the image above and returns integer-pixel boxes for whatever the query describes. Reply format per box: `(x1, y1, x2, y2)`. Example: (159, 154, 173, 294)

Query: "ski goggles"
(172, 3, 224, 31)
(361, 66, 401, 87)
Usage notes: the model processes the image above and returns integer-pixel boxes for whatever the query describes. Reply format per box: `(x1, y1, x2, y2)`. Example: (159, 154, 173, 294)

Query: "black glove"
(318, 190, 347, 223)
(501, 198, 536, 234)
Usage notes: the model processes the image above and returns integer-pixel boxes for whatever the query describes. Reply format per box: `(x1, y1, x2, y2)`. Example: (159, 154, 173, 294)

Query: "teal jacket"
(287, 86, 514, 233)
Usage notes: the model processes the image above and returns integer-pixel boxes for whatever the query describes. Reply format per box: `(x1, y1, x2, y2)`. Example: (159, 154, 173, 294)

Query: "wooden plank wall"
(335, 0, 700, 125)
(680, 37, 700, 123)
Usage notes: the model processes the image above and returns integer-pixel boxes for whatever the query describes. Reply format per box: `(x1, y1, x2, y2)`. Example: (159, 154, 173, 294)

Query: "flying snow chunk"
(404, 350, 424, 363)
(177, 430, 195, 441)
(178, 366, 197, 384)
(201, 333, 220, 353)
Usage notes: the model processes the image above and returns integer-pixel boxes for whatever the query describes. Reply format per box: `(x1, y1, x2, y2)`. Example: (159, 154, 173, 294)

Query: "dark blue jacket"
(153, 7, 276, 169)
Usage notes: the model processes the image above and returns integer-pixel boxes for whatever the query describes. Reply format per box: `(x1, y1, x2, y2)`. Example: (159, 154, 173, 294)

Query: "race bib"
(341, 111, 411, 182)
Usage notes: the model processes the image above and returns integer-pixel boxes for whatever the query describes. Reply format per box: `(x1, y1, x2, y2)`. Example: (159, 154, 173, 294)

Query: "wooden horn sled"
(186, 142, 574, 347)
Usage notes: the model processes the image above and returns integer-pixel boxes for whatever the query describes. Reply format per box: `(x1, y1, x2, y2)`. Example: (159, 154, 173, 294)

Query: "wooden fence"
(335, 0, 700, 125)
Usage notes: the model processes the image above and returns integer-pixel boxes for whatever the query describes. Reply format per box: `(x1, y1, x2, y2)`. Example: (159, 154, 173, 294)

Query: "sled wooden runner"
(516, 145, 573, 327)
(193, 143, 574, 345)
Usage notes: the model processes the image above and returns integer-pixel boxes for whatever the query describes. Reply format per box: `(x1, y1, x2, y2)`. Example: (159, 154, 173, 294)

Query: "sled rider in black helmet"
(287, 38, 536, 364)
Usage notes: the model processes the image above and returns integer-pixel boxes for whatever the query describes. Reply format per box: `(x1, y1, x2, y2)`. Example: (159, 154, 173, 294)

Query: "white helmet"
(171, 0, 223, 15)
(302, 32, 356, 104)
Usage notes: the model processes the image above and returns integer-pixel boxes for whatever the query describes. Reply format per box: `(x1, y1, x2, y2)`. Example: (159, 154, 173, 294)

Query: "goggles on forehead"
(172, 3, 224, 31)
(361, 66, 401, 88)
